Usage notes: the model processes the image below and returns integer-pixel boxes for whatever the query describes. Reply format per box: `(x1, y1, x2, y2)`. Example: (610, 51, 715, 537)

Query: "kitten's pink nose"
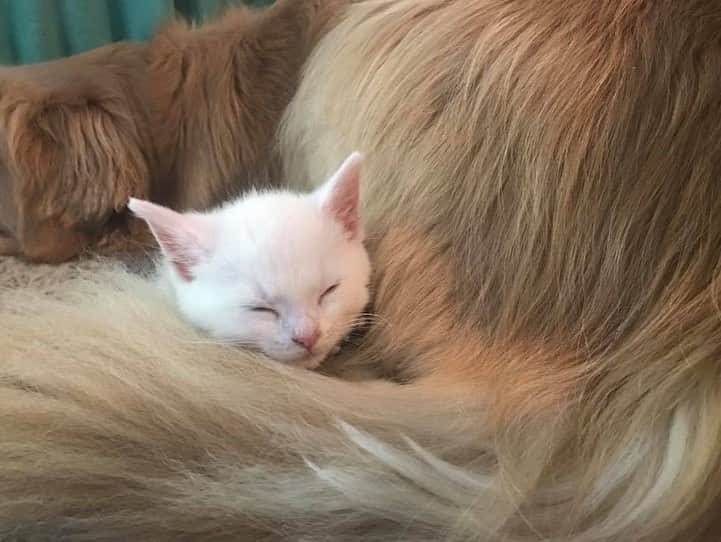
(292, 329, 320, 351)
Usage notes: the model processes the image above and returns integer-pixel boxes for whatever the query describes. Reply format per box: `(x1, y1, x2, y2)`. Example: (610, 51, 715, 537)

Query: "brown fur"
(1, 0, 721, 540)
(0, 0, 348, 262)
(0, 42, 154, 262)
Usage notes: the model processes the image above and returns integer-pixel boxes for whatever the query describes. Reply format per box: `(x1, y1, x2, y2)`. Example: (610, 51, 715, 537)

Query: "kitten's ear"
(127, 198, 214, 281)
(315, 152, 363, 240)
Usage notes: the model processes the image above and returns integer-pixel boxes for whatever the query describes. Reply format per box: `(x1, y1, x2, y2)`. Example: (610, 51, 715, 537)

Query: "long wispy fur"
(2, 0, 721, 540)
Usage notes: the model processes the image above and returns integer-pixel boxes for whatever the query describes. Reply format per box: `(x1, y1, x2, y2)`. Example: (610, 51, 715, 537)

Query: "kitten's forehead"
(239, 194, 340, 254)
(210, 192, 348, 299)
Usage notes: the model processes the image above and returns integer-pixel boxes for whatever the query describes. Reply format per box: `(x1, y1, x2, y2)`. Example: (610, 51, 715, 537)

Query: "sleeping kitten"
(128, 152, 370, 369)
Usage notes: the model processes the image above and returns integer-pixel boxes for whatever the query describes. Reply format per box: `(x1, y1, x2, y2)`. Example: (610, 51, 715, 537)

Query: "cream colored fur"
(0, 267, 493, 540)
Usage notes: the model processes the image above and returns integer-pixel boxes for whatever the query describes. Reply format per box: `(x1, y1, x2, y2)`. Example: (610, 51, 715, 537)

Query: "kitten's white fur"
(128, 152, 370, 369)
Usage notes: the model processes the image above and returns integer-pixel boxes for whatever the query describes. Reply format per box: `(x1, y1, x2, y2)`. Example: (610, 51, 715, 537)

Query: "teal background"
(0, 0, 272, 65)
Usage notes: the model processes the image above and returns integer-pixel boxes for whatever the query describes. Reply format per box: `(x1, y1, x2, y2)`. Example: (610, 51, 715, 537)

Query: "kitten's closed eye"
(250, 306, 278, 316)
(320, 283, 339, 302)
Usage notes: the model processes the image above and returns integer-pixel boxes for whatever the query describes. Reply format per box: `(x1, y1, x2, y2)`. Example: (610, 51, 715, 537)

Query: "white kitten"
(128, 152, 370, 369)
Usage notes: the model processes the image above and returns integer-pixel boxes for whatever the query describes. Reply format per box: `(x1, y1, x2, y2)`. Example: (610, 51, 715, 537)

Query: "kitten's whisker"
(324, 314, 392, 342)
(342, 312, 393, 330)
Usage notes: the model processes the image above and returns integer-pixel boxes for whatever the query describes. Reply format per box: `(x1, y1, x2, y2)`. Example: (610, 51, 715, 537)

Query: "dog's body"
(1, 0, 721, 540)
(0, 0, 346, 262)
(0, 42, 153, 261)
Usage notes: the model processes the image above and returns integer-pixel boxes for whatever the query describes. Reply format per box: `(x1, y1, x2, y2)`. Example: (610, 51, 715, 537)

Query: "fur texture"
(0, 0, 348, 262)
(2, 0, 721, 540)
(0, 42, 154, 262)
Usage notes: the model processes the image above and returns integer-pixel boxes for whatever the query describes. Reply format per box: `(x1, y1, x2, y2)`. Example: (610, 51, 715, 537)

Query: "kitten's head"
(128, 152, 370, 369)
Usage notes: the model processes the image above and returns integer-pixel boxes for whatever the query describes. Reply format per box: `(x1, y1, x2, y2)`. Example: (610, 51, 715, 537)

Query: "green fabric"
(0, 0, 273, 65)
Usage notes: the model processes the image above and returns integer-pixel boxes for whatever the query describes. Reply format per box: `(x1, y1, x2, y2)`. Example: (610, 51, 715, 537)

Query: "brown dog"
(0, 0, 348, 263)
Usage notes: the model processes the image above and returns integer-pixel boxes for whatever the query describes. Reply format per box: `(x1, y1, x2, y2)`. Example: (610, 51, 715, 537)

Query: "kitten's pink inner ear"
(318, 152, 363, 240)
(127, 198, 214, 281)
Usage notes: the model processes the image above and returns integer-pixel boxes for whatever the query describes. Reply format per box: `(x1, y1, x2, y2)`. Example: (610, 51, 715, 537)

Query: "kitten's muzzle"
(292, 329, 321, 351)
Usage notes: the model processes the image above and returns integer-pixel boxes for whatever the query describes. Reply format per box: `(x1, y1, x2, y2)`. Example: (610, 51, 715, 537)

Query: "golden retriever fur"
(1, 0, 721, 540)
(0, 0, 346, 262)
